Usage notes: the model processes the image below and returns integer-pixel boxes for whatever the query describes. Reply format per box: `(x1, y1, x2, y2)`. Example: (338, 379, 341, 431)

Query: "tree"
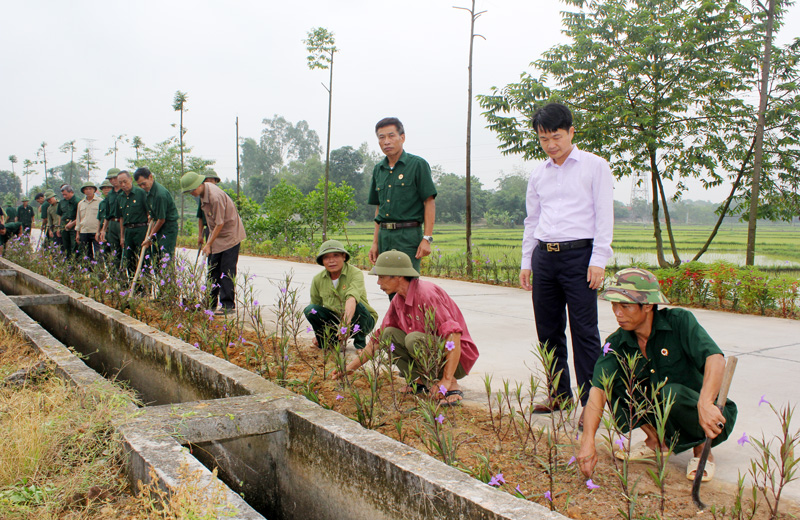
(479, 0, 799, 267)
(305, 27, 338, 240)
(487, 169, 528, 226)
(0, 171, 22, 201)
(80, 147, 97, 180)
(59, 140, 78, 185)
(106, 134, 128, 168)
(303, 179, 356, 243)
(240, 136, 281, 191)
(329, 146, 364, 189)
(130, 138, 214, 196)
(8, 155, 17, 176)
(22, 159, 35, 194)
(260, 115, 321, 165)
(36, 142, 48, 187)
(132, 136, 145, 162)
(173, 91, 189, 231)
(432, 170, 488, 223)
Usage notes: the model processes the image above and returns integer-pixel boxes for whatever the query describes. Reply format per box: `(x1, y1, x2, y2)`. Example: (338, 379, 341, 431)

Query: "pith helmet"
(203, 169, 221, 181)
(316, 240, 350, 265)
(600, 268, 669, 305)
(106, 167, 121, 179)
(44, 190, 56, 200)
(22, 197, 29, 202)
(80, 181, 97, 193)
(180, 171, 204, 193)
(100, 179, 113, 189)
(369, 250, 420, 278)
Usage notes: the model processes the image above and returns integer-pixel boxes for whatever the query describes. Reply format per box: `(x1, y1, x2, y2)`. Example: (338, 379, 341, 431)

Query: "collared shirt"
(592, 307, 724, 393)
(17, 205, 35, 226)
(104, 189, 121, 221)
(196, 198, 207, 227)
(46, 203, 60, 229)
(520, 146, 614, 269)
(145, 181, 179, 222)
(0, 222, 22, 245)
(98, 197, 108, 223)
(368, 150, 437, 223)
(56, 197, 79, 230)
(120, 187, 149, 225)
(39, 203, 48, 221)
(75, 196, 102, 234)
(378, 278, 479, 374)
(199, 183, 246, 254)
(4, 206, 17, 220)
(310, 263, 378, 322)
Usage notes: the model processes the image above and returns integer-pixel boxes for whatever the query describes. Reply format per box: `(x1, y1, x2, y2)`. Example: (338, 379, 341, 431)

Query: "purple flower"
(567, 456, 576, 466)
(614, 438, 625, 450)
(435, 414, 445, 425)
(445, 341, 455, 351)
(340, 326, 348, 335)
(488, 473, 506, 487)
(310, 308, 317, 315)
(738, 432, 750, 446)
(353, 324, 361, 333)
(306, 326, 312, 333)
(758, 395, 769, 407)
(544, 490, 552, 502)
(119, 291, 127, 296)
(586, 479, 600, 490)
(389, 343, 395, 352)
(177, 323, 183, 329)
(280, 287, 287, 293)
(515, 484, 522, 495)
(193, 342, 199, 348)
(253, 300, 259, 306)
(439, 385, 447, 395)
(602, 342, 613, 355)
(336, 394, 344, 401)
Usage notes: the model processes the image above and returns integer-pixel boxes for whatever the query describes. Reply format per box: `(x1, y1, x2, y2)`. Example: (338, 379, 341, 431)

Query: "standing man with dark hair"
(134, 167, 179, 263)
(196, 169, 221, 249)
(45, 191, 61, 249)
(519, 102, 614, 422)
(56, 185, 79, 259)
(34, 192, 46, 231)
(99, 168, 123, 268)
(117, 171, 149, 279)
(181, 171, 246, 316)
(96, 180, 113, 260)
(368, 117, 437, 276)
(16, 197, 35, 235)
(75, 182, 102, 261)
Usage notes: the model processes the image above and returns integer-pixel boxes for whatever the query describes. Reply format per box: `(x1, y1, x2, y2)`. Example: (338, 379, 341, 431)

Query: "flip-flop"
(686, 457, 714, 482)
(439, 389, 463, 407)
(614, 441, 670, 462)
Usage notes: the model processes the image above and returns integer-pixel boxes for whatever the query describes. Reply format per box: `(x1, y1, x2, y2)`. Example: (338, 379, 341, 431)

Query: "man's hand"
(197, 235, 204, 247)
(520, 269, 532, 291)
(120, 236, 124, 247)
(202, 243, 212, 256)
(431, 376, 456, 400)
(142, 239, 152, 249)
(48, 230, 53, 238)
(368, 243, 379, 264)
(698, 401, 726, 439)
(331, 367, 353, 380)
(56, 230, 61, 238)
(416, 238, 431, 259)
(576, 441, 598, 478)
(76, 234, 81, 243)
(95, 232, 101, 243)
(587, 266, 604, 290)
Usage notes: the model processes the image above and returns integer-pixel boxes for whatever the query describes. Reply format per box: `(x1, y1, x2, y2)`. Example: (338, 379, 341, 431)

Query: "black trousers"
(208, 243, 240, 310)
(531, 245, 600, 406)
(78, 233, 99, 262)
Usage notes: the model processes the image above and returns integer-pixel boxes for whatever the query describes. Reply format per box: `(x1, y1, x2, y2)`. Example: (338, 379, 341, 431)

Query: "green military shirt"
(17, 205, 35, 226)
(0, 222, 22, 245)
(39, 203, 48, 222)
(309, 262, 378, 322)
(4, 206, 17, 221)
(105, 189, 122, 220)
(46, 203, 60, 229)
(368, 151, 437, 223)
(145, 181, 179, 222)
(120, 187, 149, 225)
(97, 196, 108, 223)
(56, 197, 79, 230)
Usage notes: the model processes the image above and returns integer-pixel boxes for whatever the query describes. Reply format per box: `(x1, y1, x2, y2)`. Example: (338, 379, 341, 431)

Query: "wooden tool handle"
(715, 356, 737, 409)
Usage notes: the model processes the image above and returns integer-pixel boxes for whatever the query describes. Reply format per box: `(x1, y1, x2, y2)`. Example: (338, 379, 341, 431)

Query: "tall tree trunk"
(655, 172, 680, 265)
(746, 0, 776, 265)
(464, 0, 477, 277)
(648, 148, 671, 268)
(322, 53, 334, 241)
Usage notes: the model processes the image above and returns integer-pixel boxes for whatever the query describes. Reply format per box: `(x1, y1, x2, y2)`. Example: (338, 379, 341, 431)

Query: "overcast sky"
(2, 0, 798, 203)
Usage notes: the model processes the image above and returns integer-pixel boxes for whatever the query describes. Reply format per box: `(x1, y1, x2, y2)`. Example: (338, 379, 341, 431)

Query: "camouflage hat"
(369, 250, 420, 278)
(106, 167, 121, 179)
(600, 268, 669, 305)
(203, 169, 221, 181)
(316, 239, 350, 265)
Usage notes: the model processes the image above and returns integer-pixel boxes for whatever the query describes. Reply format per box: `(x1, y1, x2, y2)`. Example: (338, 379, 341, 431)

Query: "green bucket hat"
(180, 171, 204, 193)
(203, 169, 221, 181)
(316, 240, 350, 265)
(80, 181, 97, 193)
(22, 197, 30, 202)
(600, 268, 669, 305)
(106, 167, 121, 179)
(369, 250, 420, 278)
(44, 190, 56, 200)
(100, 179, 113, 189)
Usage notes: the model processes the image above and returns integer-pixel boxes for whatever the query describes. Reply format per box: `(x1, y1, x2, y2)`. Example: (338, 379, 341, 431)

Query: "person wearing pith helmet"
(99, 168, 124, 269)
(332, 250, 479, 407)
(576, 268, 737, 484)
(75, 181, 102, 261)
(304, 240, 378, 350)
(44, 190, 61, 249)
(96, 180, 113, 261)
(16, 196, 35, 236)
(197, 169, 221, 249)
(182, 171, 246, 316)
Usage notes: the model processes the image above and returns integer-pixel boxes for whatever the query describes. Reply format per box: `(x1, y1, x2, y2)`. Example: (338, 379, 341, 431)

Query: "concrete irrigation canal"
(0, 258, 563, 520)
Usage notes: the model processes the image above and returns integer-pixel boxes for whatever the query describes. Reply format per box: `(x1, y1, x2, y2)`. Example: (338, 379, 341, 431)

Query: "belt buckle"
(546, 242, 560, 252)
(385, 222, 396, 230)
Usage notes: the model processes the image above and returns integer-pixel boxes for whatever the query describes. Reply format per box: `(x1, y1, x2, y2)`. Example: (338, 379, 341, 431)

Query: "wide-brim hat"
(100, 179, 113, 189)
(316, 240, 350, 265)
(369, 250, 420, 278)
(21, 197, 30, 202)
(600, 267, 670, 305)
(106, 167, 121, 179)
(180, 171, 204, 193)
(203, 169, 221, 181)
(80, 181, 97, 193)
(44, 190, 56, 199)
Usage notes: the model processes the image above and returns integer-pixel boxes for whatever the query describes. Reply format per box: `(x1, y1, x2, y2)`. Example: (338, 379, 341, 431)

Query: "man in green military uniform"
(3, 197, 17, 224)
(16, 197, 35, 235)
(134, 167, 179, 263)
(304, 240, 378, 350)
(0, 222, 23, 255)
(576, 268, 737, 483)
(196, 169, 220, 248)
(35, 192, 46, 227)
(44, 191, 60, 249)
(368, 117, 437, 275)
(99, 168, 123, 268)
(96, 180, 113, 259)
(117, 171, 150, 278)
(56, 185, 79, 258)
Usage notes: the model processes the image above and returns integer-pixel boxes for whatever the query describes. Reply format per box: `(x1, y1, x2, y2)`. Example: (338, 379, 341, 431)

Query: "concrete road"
(203, 250, 799, 501)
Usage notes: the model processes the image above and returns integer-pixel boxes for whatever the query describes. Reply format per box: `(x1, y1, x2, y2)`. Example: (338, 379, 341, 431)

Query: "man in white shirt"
(75, 181, 102, 262)
(519, 102, 614, 423)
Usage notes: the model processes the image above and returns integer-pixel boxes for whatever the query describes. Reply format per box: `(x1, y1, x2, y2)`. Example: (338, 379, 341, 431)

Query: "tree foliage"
(0, 171, 22, 201)
(129, 138, 214, 195)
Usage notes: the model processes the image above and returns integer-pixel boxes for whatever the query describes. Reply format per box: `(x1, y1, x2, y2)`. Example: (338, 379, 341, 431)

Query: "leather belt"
(538, 239, 593, 253)
(380, 221, 421, 230)
(124, 222, 148, 228)
(109, 218, 120, 222)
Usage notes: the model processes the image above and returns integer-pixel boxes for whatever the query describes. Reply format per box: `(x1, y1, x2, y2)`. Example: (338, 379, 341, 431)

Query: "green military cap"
(316, 240, 350, 265)
(369, 250, 420, 278)
(80, 181, 98, 193)
(100, 179, 113, 188)
(44, 190, 56, 199)
(203, 169, 221, 181)
(106, 167, 121, 179)
(22, 197, 30, 202)
(600, 267, 670, 305)
(180, 171, 204, 193)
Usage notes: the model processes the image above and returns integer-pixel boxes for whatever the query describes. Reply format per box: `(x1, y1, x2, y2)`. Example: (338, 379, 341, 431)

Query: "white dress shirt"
(520, 146, 614, 269)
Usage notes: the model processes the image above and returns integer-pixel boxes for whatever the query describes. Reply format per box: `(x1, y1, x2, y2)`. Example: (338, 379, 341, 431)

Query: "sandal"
(439, 389, 463, 407)
(686, 457, 714, 482)
(614, 441, 670, 462)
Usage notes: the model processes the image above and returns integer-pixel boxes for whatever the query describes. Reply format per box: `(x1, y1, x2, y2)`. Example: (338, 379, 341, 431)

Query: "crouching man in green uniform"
(117, 171, 149, 279)
(304, 240, 378, 350)
(134, 167, 179, 264)
(576, 268, 737, 483)
(0, 222, 23, 255)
